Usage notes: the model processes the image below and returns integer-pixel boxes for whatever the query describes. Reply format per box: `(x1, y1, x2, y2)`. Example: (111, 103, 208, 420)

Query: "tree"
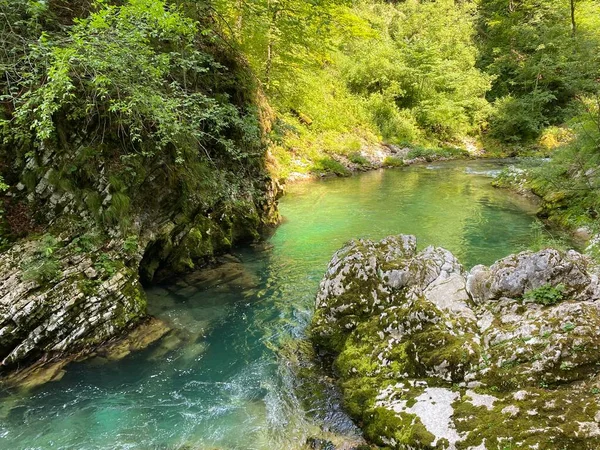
(477, 0, 600, 141)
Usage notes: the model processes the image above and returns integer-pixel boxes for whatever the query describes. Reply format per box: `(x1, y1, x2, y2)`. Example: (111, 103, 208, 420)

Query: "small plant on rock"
(22, 234, 61, 283)
(94, 253, 119, 277)
(314, 157, 351, 177)
(523, 283, 565, 306)
(348, 152, 370, 167)
(122, 235, 139, 254)
(383, 156, 405, 168)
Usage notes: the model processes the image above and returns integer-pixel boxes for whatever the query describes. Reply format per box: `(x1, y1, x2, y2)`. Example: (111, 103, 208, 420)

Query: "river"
(0, 160, 561, 449)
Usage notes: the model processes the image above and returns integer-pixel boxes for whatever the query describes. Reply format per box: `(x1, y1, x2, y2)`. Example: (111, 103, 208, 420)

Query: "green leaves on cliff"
(21, 234, 61, 283)
(2, 0, 262, 163)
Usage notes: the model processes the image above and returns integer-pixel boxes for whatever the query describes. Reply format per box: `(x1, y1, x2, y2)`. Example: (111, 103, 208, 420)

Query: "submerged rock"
(96, 317, 171, 361)
(311, 235, 600, 449)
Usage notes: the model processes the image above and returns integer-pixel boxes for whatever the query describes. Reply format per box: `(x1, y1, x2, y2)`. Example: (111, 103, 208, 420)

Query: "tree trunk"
(236, 0, 243, 40)
(264, 8, 279, 89)
(570, 0, 577, 35)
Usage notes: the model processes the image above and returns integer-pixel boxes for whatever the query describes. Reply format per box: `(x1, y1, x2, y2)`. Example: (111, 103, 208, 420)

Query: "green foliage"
(406, 145, 468, 161)
(383, 156, 404, 168)
(72, 232, 101, 253)
(490, 92, 555, 143)
(528, 97, 600, 228)
(215, 0, 344, 89)
(341, 0, 492, 141)
(478, 0, 600, 142)
(94, 253, 119, 277)
(0, 177, 9, 249)
(348, 152, 369, 167)
(365, 93, 422, 144)
(0, 0, 270, 246)
(123, 235, 139, 254)
(4, 0, 260, 164)
(523, 283, 566, 306)
(21, 234, 61, 283)
(314, 157, 351, 177)
(527, 220, 568, 252)
(215, 0, 491, 175)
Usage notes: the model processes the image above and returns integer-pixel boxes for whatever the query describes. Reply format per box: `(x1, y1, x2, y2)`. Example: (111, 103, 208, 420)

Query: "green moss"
(340, 376, 380, 418)
(383, 156, 405, 168)
(363, 407, 435, 449)
(453, 384, 600, 449)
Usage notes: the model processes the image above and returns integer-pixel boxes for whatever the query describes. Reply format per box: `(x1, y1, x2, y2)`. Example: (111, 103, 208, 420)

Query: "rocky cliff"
(0, 1, 281, 385)
(311, 235, 600, 449)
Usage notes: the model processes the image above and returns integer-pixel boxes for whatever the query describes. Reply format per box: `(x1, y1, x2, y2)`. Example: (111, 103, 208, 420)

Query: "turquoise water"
(0, 160, 559, 449)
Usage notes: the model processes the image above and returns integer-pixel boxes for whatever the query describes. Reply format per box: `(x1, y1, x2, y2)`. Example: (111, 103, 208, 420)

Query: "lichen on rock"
(310, 235, 600, 449)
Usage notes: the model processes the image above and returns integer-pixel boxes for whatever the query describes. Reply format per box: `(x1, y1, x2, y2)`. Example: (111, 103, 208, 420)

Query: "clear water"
(0, 160, 560, 449)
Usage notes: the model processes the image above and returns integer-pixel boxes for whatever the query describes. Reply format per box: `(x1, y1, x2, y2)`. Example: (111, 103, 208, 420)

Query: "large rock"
(311, 235, 600, 450)
(0, 142, 281, 384)
(0, 235, 146, 377)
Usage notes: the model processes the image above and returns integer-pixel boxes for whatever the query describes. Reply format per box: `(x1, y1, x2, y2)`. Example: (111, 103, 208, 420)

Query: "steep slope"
(0, 0, 280, 380)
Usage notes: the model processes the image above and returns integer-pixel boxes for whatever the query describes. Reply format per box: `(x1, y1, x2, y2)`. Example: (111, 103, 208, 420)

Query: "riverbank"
(491, 161, 600, 261)
(0, 0, 289, 388)
(282, 143, 472, 183)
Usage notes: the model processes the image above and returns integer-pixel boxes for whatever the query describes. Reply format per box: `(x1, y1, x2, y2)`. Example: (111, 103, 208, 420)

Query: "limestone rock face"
(311, 235, 600, 450)
(0, 236, 146, 375)
(0, 136, 281, 385)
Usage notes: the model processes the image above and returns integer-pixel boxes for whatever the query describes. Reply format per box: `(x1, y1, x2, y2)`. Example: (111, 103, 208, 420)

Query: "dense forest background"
(1, 0, 599, 244)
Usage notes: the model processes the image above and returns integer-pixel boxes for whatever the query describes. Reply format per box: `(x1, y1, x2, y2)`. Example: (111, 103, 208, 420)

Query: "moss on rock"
(311, 235, 600, 449)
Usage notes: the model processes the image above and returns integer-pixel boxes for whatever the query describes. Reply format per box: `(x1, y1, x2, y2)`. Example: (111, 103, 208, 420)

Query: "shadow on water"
(0, 159, 569, 449)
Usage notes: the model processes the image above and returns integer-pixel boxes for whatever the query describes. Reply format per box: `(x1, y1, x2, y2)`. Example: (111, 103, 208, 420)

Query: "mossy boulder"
(310, 235, 600, 449)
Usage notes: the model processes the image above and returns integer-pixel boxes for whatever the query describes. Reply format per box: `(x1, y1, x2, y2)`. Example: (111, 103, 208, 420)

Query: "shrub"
(489, 93, 555, 143)
(366, 94, 422, 144)
(314, 158, 351, 177)
(348, 152, 370, 167)
(383, 156, 405, 168)
(406, 145, 467, 161)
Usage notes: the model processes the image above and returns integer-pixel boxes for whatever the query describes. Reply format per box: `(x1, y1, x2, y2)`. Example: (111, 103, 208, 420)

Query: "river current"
(0, 160, 560, 449)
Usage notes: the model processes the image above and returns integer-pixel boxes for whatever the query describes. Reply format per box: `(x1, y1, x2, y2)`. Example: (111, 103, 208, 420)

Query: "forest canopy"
(0, 0, 599, 231)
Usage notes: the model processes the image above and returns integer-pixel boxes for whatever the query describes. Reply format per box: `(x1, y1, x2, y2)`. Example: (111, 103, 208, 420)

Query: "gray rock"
(466, 249, 597, 302)
(311, 235, 600, 450)
(0, 236, 145, 378)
